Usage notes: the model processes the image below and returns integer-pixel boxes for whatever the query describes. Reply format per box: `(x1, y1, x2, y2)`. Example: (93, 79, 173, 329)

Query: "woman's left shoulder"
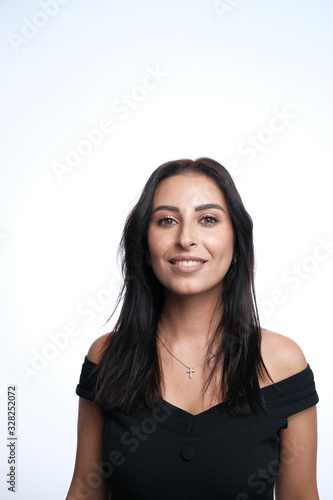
(260, 328, 308, 384)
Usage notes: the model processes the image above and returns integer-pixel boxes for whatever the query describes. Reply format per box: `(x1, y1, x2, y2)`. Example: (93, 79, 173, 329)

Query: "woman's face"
(147, 173, 234, 299)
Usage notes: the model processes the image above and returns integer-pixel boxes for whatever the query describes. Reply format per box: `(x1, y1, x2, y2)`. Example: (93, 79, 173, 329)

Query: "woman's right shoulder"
(87, 332, 111, 364)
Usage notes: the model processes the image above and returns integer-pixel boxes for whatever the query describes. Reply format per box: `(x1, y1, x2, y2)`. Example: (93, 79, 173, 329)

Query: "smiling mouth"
(171, 260, 205, 267)
(169, 256, 207, 267)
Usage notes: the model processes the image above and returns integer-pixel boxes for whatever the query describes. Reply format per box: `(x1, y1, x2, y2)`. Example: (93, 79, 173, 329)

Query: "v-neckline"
(162, 399, 225, 418)
(161, 364, 310, 417)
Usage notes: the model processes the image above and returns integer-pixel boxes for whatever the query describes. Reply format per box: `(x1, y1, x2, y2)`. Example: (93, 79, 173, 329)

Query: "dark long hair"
(93, 158, 270, 415)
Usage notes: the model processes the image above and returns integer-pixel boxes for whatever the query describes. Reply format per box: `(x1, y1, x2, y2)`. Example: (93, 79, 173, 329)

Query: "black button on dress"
(180, 445, 195, 461)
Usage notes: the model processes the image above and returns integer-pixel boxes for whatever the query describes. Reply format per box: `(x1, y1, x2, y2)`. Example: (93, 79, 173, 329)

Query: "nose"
(176, 222, 197, 249)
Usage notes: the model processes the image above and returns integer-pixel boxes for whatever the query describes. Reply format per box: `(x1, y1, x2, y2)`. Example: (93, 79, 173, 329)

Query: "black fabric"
(76, 356, 318, 500)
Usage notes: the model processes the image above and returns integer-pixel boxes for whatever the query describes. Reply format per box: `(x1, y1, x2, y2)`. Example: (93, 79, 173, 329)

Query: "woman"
(67, 158, 319, 500)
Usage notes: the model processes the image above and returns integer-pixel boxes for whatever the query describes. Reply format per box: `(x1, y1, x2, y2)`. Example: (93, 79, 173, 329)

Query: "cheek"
(147, 231, 166, 260)
(207, 231, 234, 256)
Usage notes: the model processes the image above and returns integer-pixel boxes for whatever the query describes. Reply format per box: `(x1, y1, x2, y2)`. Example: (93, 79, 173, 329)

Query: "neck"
(159, 289, 223, 349)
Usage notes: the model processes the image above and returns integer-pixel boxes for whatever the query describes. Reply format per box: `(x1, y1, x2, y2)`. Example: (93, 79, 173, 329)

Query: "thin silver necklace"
(157, 334, 214, 379)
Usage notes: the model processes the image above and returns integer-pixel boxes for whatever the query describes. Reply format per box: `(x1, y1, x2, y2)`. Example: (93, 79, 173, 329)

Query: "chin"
(166, 283, 223, 298)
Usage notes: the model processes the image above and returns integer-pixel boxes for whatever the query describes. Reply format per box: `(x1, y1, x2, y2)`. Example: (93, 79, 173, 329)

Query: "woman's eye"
(199, 216, 218, 225)
(158, 217, 176, 226)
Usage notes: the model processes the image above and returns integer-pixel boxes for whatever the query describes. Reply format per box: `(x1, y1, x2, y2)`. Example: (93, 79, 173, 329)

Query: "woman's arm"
(66, 398, 110, 500)
(261, 330, 319, 499)
(67, 334, 111, 500)
(275, 405, 319, 499)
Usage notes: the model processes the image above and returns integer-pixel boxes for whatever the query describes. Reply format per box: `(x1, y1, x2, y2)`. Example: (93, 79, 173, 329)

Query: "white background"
(1, 0, 332, 498)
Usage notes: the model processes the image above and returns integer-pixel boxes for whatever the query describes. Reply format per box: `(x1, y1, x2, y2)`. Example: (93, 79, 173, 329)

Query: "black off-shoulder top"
(76, 356, 318, 500)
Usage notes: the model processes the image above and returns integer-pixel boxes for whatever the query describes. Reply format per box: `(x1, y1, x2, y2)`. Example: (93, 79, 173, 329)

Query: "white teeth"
(174, 260, 202, 266)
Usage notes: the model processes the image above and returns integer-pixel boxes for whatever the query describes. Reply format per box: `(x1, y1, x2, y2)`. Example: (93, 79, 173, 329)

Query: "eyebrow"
(195, 204, 226, 214)
(152, 203, 226, 214)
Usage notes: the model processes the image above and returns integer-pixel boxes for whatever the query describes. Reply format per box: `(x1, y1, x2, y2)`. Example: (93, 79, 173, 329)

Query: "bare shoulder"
(261, 329, 308, 385)
(87, 333, 110, 364)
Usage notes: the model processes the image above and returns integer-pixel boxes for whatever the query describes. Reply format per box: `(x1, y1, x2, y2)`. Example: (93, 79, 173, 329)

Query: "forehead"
(153, 174, 225, 204)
